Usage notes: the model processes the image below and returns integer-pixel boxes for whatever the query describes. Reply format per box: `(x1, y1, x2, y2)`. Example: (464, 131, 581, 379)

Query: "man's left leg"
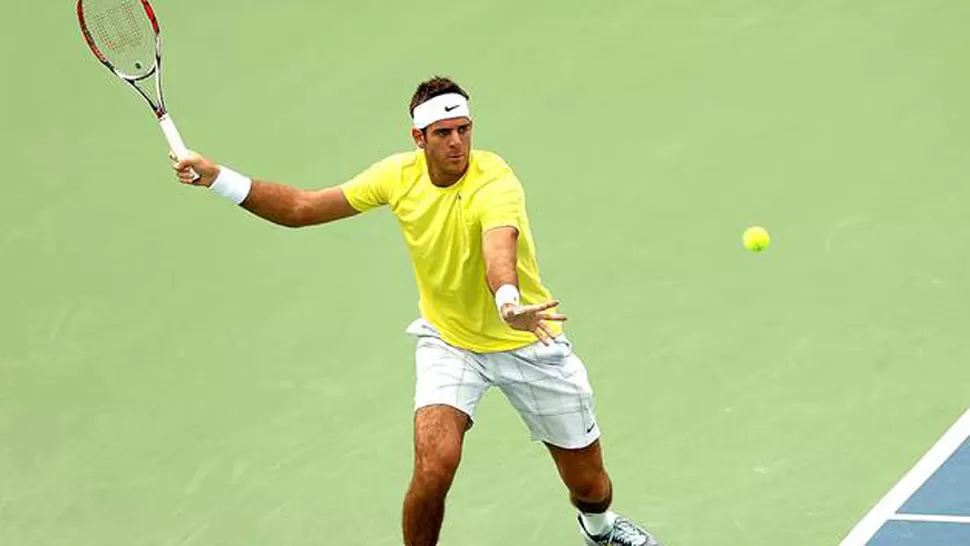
(493, 338, 663, 546)
(547, 439, 662, 546)
(545, 439, 612, 523)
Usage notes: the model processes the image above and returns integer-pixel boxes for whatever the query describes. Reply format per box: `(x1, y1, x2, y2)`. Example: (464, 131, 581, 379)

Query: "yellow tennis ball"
(743, 226, 770, 252)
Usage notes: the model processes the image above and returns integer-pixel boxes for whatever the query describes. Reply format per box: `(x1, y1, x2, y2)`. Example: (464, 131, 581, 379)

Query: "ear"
(411, 128, 426, 149)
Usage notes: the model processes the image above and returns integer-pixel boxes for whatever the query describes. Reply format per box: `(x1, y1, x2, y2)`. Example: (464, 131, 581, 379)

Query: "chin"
(445, 159, 468, 174)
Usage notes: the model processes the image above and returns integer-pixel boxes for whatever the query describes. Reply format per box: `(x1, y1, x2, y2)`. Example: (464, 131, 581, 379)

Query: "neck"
(429, 169, 464, 188)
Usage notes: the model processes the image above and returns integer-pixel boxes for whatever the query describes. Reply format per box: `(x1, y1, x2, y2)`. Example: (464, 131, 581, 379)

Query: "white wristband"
(495, 284, 520, 314)
(210, 166, 252, 205)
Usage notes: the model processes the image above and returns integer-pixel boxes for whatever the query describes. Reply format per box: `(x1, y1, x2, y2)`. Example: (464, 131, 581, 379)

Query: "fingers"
(174, 167, 202, 185)
(502, 301, 567, 345)
(170, 152, 192, 171)
(522, 300, 560, 314)
(168, 150, 205, 169)
(175, 158, 198, 171)
(534, 322, 553, 345)
(169, 151, 206, 185)
(170, 151, 194, 166)
(538, 321, 554, 337)
(177, 174, 198, 185)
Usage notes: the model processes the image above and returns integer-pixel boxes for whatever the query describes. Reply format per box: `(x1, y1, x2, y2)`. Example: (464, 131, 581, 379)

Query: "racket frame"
(77, 0, 190, 159)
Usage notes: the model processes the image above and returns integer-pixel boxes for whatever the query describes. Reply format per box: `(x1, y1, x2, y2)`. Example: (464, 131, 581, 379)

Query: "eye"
(458, 125, 468, 134)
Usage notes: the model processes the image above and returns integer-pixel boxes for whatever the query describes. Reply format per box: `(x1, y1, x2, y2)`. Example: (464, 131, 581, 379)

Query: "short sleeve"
(339, 156, 397, 212)
(476, 172, 526, 233)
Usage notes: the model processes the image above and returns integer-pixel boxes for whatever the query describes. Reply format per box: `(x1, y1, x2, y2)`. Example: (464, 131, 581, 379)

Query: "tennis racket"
(77, 0, 195, 167)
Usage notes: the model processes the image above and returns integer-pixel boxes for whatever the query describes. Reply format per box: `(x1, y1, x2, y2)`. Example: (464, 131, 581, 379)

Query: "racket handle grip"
(159, 114, 190, 159)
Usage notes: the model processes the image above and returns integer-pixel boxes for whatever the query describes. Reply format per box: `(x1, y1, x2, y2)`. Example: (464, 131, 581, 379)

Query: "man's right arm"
(238, 182, 358, 227)
(173, 151, 359, 228)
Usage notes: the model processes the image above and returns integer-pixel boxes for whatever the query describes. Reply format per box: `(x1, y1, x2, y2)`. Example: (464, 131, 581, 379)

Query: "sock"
(580, 510, 617, 536)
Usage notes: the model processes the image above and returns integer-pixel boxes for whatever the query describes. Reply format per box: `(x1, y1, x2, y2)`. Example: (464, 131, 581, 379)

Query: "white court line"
(888, 514, 970, 525)
(840, 408, 970, 546)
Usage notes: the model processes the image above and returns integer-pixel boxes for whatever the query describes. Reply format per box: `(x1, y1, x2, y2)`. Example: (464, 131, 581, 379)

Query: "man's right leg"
(402, 404, 469, 546)
(403, 320, 491, 546)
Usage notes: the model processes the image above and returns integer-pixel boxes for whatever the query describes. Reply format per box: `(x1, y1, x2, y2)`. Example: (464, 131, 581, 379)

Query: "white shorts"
(407, 318, 600, 450)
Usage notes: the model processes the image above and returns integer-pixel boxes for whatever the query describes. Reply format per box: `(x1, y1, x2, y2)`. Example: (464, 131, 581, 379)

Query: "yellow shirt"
(340, 150, 560, 353)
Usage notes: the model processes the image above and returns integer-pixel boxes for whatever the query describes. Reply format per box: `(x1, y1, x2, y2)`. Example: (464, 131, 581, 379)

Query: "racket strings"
(82, 0, 155, 77)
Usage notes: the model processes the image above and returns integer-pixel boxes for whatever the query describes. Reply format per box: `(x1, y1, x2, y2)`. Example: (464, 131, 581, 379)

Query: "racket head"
(77, 0, 160, 80)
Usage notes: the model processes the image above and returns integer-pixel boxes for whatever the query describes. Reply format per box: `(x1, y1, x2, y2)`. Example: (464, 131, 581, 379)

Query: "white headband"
(412, 93, 471, 130)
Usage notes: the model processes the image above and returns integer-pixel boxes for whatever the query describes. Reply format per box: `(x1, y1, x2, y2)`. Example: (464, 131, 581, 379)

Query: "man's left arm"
(480, 178, 566, 343)
(483, 226, 519, 293)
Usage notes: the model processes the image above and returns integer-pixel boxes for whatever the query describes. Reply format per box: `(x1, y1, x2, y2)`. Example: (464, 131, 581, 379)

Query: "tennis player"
(172, 77, 663, 546)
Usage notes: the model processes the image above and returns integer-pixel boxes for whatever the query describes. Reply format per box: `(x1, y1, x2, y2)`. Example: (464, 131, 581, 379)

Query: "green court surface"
(2, 1, 970, 545)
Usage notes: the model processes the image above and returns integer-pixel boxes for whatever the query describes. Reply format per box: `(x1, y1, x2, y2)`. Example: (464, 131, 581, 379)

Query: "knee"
(569, 471, 611, 503)
(413, 444, 462, 494)
(410, 405, 468, 498)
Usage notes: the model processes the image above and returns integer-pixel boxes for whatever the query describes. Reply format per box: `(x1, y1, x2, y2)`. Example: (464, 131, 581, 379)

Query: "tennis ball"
(743, 226, 770, 252)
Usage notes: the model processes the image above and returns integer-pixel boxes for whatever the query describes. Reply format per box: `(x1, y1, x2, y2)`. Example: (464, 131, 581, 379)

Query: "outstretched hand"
(501, 299, 567, 345)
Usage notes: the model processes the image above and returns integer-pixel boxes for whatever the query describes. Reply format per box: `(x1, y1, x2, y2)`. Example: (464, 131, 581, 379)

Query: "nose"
(447, 130, 462, 149)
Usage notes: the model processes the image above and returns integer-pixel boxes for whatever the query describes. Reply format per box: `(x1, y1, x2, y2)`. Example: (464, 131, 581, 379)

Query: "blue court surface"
(842, 409, 970, 546)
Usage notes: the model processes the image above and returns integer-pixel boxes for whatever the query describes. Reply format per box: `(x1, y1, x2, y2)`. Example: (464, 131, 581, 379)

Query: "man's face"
(413, 117, 473, 178)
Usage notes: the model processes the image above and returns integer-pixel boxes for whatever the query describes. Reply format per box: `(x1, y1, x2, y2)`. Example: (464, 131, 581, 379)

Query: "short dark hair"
(409, 76, 469, 116)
